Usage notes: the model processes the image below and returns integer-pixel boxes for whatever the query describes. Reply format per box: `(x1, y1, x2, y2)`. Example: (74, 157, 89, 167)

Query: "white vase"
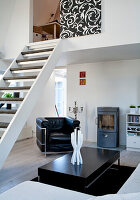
(130, 108, 136, 114)
(71, 129, 83, 165)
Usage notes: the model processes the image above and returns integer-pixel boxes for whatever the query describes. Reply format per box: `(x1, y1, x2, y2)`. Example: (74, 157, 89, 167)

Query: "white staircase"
(0, 39, 62, 169)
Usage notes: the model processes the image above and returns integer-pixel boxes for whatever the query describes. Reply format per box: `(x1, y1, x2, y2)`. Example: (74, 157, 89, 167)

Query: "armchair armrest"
(36, 118, 50, 149)
(65, 117, 80, 129)
(36, 117, 49, 128)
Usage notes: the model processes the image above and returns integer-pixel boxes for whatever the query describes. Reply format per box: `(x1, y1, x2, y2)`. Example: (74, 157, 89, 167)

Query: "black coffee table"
(38, 147, 120, 194)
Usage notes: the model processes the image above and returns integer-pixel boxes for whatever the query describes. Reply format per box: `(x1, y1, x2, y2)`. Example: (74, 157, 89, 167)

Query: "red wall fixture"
(80, 71, 86, 78)
(79, 71, 86, 85)
(80, 79, 86, 85)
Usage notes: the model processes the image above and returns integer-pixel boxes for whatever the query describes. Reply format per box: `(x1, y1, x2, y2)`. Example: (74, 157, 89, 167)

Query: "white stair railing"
(0, 39, 62, 169)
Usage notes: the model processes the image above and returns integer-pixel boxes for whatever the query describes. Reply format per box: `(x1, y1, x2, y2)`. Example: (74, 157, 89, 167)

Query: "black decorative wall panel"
(60, 0, 101, 39)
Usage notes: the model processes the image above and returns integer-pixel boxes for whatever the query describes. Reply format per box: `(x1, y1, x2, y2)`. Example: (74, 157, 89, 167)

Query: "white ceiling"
(57, 43, 140, 66)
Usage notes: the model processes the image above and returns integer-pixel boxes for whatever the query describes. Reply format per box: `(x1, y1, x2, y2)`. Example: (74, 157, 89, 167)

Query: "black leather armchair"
(36, 117, 80, 153)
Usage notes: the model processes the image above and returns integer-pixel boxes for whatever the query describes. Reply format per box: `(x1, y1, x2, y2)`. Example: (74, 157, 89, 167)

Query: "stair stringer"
(0, 39, 62, 169)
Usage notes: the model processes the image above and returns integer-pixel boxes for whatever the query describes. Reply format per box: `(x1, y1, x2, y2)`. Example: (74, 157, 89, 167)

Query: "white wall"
(0, 59, 12, 73)
(0, 0, 14, 55)
(67, 59, 140, 146)
(0, 0, 33, 59)
(27, 72, 55, 133)
(63, 0, 140, 52)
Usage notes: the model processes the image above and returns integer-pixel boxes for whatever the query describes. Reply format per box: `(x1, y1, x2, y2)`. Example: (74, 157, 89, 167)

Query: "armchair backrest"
(45, 117, 65, 131)
(36, 117, 80, 135)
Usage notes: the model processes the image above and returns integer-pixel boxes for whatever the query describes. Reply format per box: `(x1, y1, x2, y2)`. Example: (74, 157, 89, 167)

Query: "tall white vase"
(71, 129, 83, 165)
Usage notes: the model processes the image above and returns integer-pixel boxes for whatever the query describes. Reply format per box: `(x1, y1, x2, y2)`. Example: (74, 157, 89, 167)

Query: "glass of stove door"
(98, 114, 114, 131)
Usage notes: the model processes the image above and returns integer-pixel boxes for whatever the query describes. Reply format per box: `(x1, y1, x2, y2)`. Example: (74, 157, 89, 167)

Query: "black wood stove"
(97, 107, 119, 148)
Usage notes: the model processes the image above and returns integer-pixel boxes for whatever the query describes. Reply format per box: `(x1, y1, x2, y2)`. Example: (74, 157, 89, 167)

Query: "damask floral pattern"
(60, 0, 101, 38)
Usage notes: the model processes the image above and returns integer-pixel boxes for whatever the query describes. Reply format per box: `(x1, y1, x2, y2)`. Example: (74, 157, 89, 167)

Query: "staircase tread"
(21, 48, 54, 55)
(16, 56, 49, 63)
(3, 76, 37, 80)
(0, 122, 9, 128)
(0, 98, 24, 101)
(0, 86, 31, 90)
(10, 66, 43, 71)
(0, 109, 17, 114)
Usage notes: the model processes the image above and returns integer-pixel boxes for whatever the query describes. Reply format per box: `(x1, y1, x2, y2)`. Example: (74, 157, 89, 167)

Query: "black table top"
(39, 147, 120, 179)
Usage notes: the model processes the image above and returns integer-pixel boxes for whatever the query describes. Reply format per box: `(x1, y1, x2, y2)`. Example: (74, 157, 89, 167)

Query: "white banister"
(0, 39, 62, 169)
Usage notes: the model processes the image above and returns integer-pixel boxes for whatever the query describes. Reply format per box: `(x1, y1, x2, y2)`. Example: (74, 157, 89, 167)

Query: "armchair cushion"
(50, 132, 71, 143)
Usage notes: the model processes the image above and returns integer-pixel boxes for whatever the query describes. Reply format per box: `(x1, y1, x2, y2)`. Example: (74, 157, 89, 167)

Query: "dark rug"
(31, 164, 135, 196)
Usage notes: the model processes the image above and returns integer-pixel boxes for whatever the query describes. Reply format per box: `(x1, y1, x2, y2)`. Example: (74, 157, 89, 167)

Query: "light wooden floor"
(0, 138, 60, 194)
(0, 138, 140, 194)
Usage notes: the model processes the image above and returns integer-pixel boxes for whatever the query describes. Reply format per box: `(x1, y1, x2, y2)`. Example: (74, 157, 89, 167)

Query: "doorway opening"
(33, 0, 60, 42)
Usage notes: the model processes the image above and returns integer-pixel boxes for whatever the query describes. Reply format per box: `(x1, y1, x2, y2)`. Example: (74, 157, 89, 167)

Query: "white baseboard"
(127, 147, 140, 152)
(84, 139, 96, 143)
